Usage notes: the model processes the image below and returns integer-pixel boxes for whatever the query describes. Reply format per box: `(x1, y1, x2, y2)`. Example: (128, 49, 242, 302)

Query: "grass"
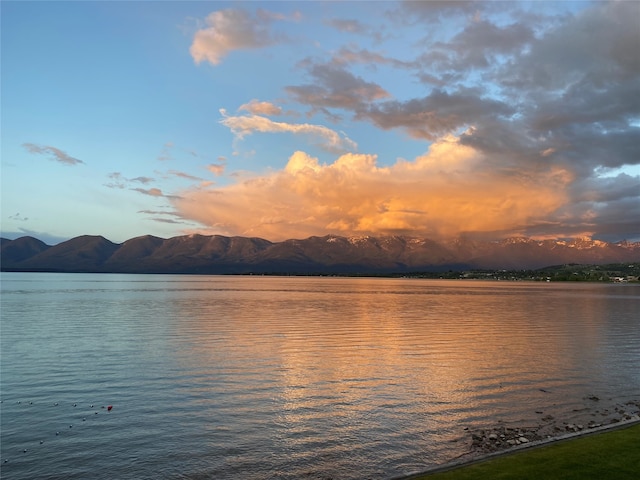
(413, 423, 640, 480)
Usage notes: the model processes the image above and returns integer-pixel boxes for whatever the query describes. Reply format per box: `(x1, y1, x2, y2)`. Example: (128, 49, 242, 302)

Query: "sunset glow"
(2, 1, 638, 244)
(174, 137, 572, 240)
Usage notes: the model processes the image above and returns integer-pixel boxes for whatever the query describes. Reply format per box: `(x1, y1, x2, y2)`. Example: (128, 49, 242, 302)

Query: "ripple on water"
(2, 274, 639, 479)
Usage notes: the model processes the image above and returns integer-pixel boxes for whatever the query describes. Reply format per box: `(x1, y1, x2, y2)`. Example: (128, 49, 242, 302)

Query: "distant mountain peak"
(1, 233, 638, 274)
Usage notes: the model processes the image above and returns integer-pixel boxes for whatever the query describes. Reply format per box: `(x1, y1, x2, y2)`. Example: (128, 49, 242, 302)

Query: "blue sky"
(2, 1, 639, 245)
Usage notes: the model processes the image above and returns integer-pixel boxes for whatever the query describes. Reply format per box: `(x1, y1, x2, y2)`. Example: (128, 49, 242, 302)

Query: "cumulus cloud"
(190, 8, 295, 65)
(219, 109, 357, 154)
(182, 1, 639, 241)
(22, 143, 84, 166)
(172, 136, 572, 240)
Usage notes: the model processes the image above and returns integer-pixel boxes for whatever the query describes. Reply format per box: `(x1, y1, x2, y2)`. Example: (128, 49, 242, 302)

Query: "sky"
(2, 1, 639, 245)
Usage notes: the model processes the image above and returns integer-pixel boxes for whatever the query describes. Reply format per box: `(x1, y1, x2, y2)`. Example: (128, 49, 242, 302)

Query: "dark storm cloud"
(497, 2, 639, 176)
(361, 89, 514, 141)
(589, 197, 640, 241)
(395, 1, 639, 240)
(419, 19, 535, 73)
(571, 174, 640, 204)
(500, 2, 639, 93)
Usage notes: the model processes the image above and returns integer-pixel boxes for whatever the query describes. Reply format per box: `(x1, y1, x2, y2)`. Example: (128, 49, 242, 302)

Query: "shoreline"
(398, 409, 640, 479)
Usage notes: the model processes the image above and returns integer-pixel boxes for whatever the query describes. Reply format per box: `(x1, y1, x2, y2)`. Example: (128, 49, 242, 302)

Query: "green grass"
(414, 423, 640, 480)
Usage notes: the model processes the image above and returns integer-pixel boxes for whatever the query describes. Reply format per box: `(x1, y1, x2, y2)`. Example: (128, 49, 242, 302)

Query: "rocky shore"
(465, 397, 640, 457)
(401, 400, 640, 480)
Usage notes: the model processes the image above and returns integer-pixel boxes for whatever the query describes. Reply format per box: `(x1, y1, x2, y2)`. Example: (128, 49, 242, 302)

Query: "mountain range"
(2, 234, 639, 274)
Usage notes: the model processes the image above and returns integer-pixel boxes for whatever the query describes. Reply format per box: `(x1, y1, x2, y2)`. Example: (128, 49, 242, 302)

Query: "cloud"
(167, 170, 205, 182)
(105, 172, 126, 189)
(137, 209, 178, 216)
(190, 1, 639, 241)
(105, 174, 179, 199)
(330, 46, 414, 69)
(137, 209, 191, 225)
(132, 187, 164, 197)
(400, 0, 483, 20)
(499, 2, 639, 94)
(149, 217, 190, 225)
(207, 163, 225, 176)
(180, 1, 640, 241)
(197, 1, 638, 242)
(22, 143, 84, 166)
(375, 2, 640, 204)
(129, 187, 181, 201)
(182, 2, 640, 242)
(172, 136, 572, 241)
(450, 1, 640, 182)
(9, 213, 28, 222)
(219, 109, 357, 154)
(190, 8, 296, 65)
(360, 89, 514, 141)
(105, 173, 156, 189)
(131, 176, 155, 184)
(420, 19, 535, 71)
(323, 18, 388, 42)
(238, 99, 283, 116)
(157, 142, 174, 161)
(324, 18, 369, 34)
(531, 173, 640, 241)
(286, 63, 390, 113)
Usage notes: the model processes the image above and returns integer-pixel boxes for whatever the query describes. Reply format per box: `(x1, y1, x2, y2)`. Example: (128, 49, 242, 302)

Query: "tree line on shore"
(328, 262, 640, 282)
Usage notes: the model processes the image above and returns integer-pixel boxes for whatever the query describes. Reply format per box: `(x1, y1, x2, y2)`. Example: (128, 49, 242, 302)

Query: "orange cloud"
(172, 135, 572, 241)
(132, 187, 164, 197)
(220, 109, 358, 153)
(207, 163, 225, 176)
(238, 99, 283, 116)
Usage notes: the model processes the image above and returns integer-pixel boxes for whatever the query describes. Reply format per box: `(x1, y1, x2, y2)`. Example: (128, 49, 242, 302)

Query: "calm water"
(1, 273, 639, 479)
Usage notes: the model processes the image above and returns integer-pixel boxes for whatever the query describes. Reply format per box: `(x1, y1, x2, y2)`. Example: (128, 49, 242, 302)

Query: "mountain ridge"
(1, 234, 639, 274)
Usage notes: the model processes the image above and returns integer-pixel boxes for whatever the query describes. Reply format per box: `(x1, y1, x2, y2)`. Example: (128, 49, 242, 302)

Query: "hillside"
(2, 234, 639, 275)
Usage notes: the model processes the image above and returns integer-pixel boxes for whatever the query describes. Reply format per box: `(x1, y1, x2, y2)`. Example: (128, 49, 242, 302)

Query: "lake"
(1, 273, 639, 479)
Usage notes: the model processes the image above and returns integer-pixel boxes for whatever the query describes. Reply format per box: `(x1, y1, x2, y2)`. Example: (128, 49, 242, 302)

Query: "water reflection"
(2, 274, 638, 480)
(159, 279, 637, 474)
